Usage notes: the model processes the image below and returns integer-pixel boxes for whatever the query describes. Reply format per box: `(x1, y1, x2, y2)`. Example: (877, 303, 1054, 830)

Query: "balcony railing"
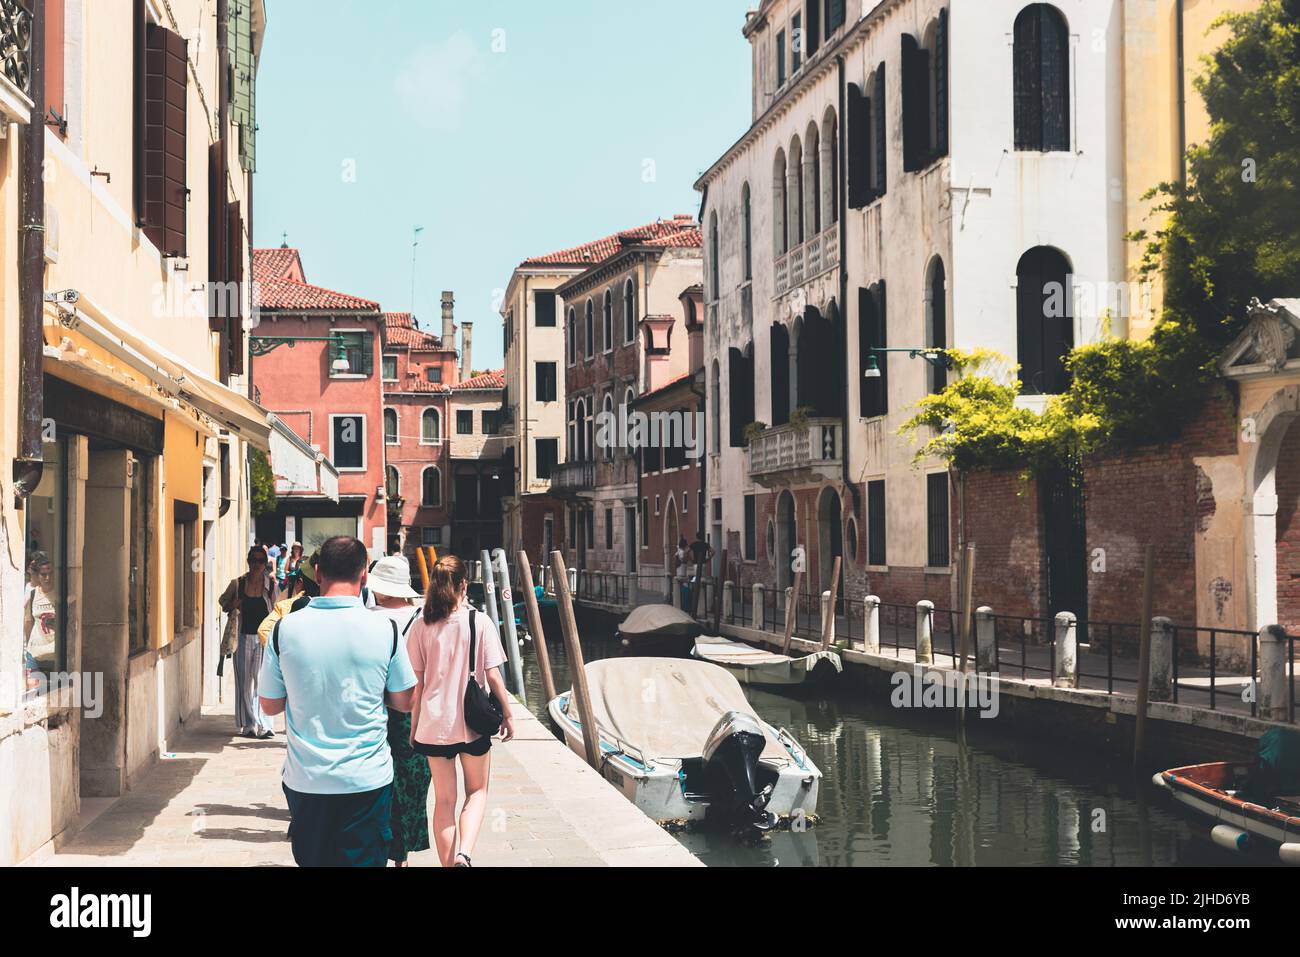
(1, 1, 34, 97)
(747, 418, 843, 481)
(774, 223, 840, 296)
(550, 459, 595, 495)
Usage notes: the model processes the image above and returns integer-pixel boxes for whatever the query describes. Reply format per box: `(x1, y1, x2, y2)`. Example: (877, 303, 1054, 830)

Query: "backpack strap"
(402, 609, 420, 637)
(272, 618, 282, 657)
(468, 608, 479, 681)
(390, 618, 398, 659)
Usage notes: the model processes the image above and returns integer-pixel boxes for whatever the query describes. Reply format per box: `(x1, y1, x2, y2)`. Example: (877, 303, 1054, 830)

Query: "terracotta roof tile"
(452, 369, 505, 391)
(252, 247, 306, 283)
(383, 312, 444, 350)
(521, 216, 699, 266)
(255, 277, 380, 312)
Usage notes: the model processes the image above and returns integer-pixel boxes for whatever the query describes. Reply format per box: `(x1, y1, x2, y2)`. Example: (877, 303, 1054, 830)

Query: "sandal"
(454, 852, 472, 867)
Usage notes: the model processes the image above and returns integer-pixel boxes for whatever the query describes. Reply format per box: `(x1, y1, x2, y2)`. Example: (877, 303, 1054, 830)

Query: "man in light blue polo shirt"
(259, 536, 416, 867)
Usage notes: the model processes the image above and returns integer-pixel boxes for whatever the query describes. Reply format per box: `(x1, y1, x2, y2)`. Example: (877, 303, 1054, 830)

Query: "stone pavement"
(36, 702, 700, 868)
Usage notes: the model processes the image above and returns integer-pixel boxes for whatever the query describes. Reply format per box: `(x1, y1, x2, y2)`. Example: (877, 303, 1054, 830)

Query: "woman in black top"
(218, 547, 280, 738)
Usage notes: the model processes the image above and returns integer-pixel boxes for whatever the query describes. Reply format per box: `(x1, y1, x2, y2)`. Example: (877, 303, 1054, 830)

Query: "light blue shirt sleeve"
(259, 634, 287, 700)
(386, 638, 416, 693)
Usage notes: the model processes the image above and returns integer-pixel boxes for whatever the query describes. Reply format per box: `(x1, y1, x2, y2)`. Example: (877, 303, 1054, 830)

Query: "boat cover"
(577, 657, 784, 762)
(1242, 727, 1300, 800)
(618, 603, 702, 639)
(694, 634, 794, 666)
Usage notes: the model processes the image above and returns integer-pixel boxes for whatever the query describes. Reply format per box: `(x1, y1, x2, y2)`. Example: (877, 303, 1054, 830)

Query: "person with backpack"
(257, 536, 416, 868)
(407, 555, 515, 867)
(367, 554, 430, 868)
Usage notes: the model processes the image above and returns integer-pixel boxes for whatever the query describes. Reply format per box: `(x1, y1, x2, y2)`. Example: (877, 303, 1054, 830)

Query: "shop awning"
(51, 292, 273, 451)
(267, 415, 339, 504)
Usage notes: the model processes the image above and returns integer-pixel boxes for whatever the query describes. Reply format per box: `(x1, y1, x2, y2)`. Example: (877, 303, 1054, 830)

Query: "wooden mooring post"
(550, 550, 600, 770)
(714, 548, 728, 633)
(517, 552, 556, 706)
(956, 543, 976, 673)
(1133, 544, 1157, 768)
(414, 546, 431, 593)
(783, 568, 804, 656)
(821, 556, 842, 650)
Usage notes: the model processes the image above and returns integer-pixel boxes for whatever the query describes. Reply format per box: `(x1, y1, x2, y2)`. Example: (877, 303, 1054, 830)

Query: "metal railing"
(1, 0, 33, 97)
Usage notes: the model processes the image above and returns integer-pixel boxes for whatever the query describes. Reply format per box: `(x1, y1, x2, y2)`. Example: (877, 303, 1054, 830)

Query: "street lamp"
(249, 333, 353, 373)
(863, 347, 953, 379)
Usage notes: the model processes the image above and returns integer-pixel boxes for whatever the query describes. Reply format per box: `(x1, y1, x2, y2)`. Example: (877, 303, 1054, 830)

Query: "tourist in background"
(258, 536, 416, 867)
(219, 546, 280, 739)
(408, 555, 514, 867)
(368, 555, 430, 867)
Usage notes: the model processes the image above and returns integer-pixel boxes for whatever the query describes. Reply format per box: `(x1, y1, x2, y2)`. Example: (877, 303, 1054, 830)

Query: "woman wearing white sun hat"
(368, 555, 430, 867)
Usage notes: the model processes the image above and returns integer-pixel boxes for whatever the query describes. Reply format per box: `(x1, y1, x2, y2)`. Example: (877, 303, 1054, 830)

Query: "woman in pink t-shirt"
(408, 555, 515, 867)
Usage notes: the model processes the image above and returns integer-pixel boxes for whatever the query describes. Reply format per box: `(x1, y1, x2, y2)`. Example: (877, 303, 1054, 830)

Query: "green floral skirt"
(386, 708, 432, 862)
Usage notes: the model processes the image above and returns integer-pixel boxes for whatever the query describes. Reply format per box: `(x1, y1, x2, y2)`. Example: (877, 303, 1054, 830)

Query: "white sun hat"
(368, 555, 420, 600)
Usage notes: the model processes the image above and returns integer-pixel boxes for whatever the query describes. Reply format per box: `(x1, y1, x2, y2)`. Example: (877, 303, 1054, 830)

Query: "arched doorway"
(776, 490, 797, 589)
(663, 496, 680, 576)
(817, 486, 844, 593)
(1248, 384, 1300, 631)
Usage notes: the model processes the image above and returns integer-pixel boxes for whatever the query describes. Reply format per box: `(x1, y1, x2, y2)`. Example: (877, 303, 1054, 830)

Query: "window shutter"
(874, 64, 888, 195)
(901, 34, 923, 172)
(806, 0, 820, 57)
(857, 287, 874, 416)
(361, 332, 375, 376)
(935, 8, 949, 158)
(143, 23, 188, 257)
(1039, 7, 1070, 151)
(728, 348, 745, 447)
(207, 142, 227, 332)
(1013, 8, 1043, 150)
(828, 0, 846, 32)
(230, 0, 256, 171)
(875, 281, 888, 415)
(227, 202, 246, 376)
(846, 83, 869, 209)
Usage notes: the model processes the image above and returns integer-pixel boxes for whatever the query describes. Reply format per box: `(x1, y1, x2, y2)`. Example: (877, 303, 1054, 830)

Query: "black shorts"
(413, 736, 492, 760)
(281, 783, 392, 868)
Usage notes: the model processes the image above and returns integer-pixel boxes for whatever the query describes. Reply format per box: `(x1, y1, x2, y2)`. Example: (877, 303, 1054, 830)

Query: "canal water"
(515, 608, 1246, 867)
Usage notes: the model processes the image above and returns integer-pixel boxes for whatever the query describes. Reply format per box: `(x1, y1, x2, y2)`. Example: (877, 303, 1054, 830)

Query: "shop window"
(173, 501, 199, 633)
(23, 437, 67, 696)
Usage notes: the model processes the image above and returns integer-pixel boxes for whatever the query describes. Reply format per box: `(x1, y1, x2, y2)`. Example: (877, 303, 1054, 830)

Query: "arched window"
(770, 322, 790, 426)
(1014, 4, 1070, 152)
(567, 400, 577, 460)
(926, 257, 948, 394)
(773, 150, 788, 256)
(422, 467, 442, 507)
(567, 307, 577, 365)
(602, 290, 613, 353)
(1016, 246, 1073, 395)
(421, 408, 441, 443)
(623, 278, 637, 344)
(821, 110, 839, 226)
(708, 211, 720, 299)
(575, 398, 588, 462)
(584, 299, 594, 358)
(740, 183, 752, 281)
(789, 135, 805, 245)
(386, 465, 400, 499)
(383, 408, 398, 445)
(602, 392, 615, 460)
(805, 122, 821, 236)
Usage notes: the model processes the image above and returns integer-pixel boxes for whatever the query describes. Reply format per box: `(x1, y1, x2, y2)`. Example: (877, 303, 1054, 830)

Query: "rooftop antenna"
(410, 225, 425, 322)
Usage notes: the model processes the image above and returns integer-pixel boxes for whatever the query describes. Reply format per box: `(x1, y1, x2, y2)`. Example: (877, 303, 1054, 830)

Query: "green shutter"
(230, 1, 256, 171)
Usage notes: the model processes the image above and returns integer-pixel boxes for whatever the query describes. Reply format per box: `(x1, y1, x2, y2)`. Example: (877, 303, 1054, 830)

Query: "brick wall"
(1275, 419, 1300, 633)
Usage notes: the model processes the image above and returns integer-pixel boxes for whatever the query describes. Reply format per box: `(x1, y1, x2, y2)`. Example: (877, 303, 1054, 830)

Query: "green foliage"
(742, 421, 768, 445)
(1139, 0, 1300, 348)
(249, 448, 278, 517)
(904, 2, 1299, 474)
(788, 406, 815, 431)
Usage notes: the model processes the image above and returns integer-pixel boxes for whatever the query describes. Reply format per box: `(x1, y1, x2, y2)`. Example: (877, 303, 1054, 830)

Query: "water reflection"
(517, 610, 1240, 867)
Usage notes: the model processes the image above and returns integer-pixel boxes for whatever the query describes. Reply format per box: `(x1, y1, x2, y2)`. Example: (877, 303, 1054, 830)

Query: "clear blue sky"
(253, 0, 752, 371)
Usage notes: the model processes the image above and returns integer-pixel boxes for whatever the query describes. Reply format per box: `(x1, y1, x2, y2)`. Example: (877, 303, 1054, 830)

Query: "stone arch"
(776, 489, 798, 590)
(817, 485, 844, 593)
(1245, 383, 1300, 630)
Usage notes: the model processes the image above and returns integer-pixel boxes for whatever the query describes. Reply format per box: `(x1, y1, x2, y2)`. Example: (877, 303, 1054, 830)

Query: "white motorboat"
(547, 657, 821, 829)
(616, 603, 701, 655)
(691, 634, 842, 688)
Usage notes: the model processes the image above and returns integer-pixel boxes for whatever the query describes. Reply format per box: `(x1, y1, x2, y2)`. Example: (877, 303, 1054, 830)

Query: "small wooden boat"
(548, 657, 821, 829)
(616, 603, 701, 656)
(691, 634, 842, 689)
(1154, 728, 1300, 865)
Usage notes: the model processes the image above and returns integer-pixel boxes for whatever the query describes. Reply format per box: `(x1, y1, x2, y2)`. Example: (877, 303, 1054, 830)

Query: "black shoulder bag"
(463, 608, 504, 737)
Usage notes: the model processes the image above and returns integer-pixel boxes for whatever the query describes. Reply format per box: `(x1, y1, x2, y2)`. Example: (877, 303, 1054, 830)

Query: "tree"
(249, 448, 277, 516)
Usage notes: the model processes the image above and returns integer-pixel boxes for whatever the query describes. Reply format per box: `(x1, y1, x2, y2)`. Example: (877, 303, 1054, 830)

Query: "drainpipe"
(14, 0, 47, 506)
(1175, 0, 1187, 185)
(836, 54, 859, 520)
(691, 373, 706, 538)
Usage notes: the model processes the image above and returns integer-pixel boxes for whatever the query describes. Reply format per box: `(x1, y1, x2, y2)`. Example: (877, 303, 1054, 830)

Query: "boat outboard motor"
(701, 710, 776, 830)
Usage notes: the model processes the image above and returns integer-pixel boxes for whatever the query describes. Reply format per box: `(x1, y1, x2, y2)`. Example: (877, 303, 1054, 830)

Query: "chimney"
(461, 321, 474, 381)
(441, 290, 455, 346)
